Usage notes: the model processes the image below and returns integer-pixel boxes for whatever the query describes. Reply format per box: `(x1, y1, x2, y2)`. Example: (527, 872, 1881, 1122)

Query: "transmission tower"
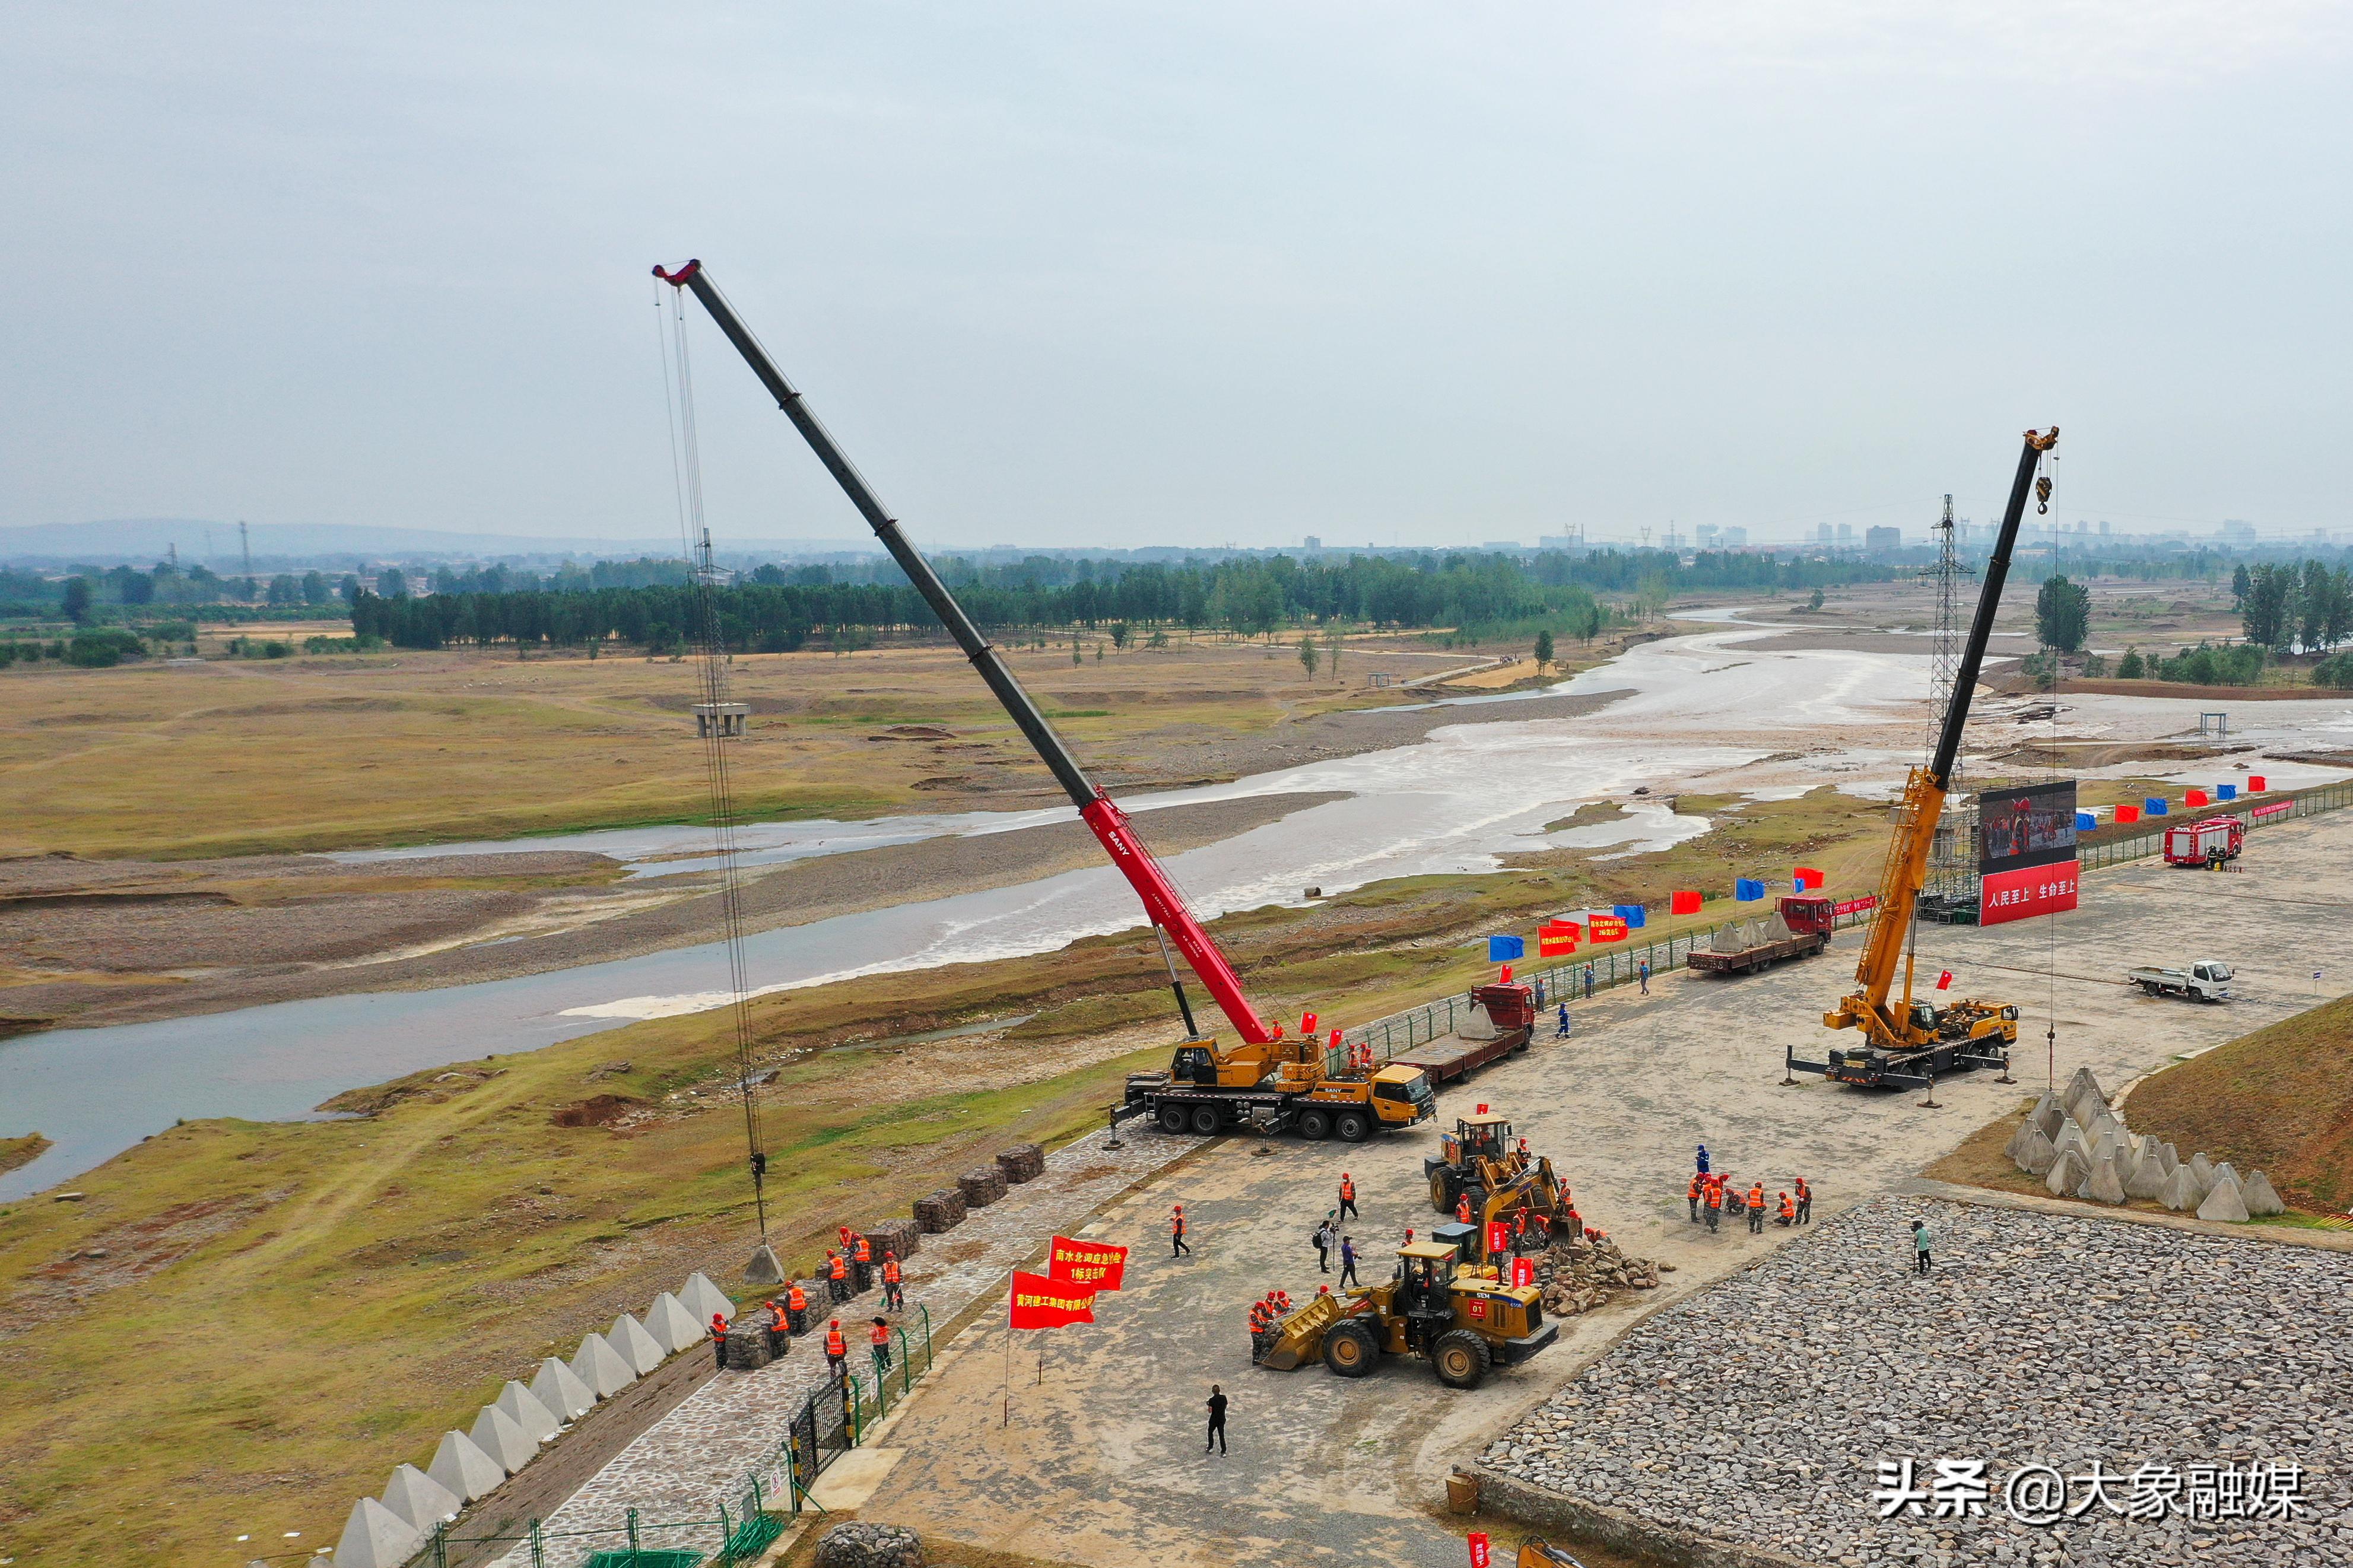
(238, 521, 252, 586)
(1922, 494, 1977, 900)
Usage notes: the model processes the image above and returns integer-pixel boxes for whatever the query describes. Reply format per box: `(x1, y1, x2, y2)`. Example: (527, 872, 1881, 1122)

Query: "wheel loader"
(1256, 1239, 1555, 1390)
(1425, 1110, 1530, 1213)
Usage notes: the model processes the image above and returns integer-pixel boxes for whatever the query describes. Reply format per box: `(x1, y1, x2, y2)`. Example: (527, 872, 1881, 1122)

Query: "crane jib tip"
(652, 260, 702, 285)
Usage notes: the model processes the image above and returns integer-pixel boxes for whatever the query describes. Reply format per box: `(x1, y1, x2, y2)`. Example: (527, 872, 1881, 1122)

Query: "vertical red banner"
(1485, 1221, 1509, 1258)
(1511, 1256, 1535, 1289)
(1468, 1532, 1492, 1568)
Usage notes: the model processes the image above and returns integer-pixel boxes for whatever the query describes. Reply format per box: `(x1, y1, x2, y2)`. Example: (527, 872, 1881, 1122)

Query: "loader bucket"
(1259, 1292, 1346, 1371)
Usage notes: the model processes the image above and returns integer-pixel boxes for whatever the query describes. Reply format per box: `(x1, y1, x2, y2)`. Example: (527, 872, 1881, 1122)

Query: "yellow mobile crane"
(1786, 428, 2059, 1090)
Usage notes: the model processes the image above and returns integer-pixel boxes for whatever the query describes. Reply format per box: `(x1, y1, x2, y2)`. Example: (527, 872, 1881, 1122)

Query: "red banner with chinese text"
(1587, 915, 1628, 943)
(1832, 895, 1878, 917)
(1046, 1235, 1128, 1293)
(1008, 1270, 1097, 1329)
(1979, 861, 2079, 925)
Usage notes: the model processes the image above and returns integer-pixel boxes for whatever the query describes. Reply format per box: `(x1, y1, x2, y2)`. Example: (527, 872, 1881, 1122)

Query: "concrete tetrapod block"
(2243, 1171, 2287, 1216)
(608, 1311, 668, 1376)
(532, 1356, 595, 1421)
(333, 1496, 424, 1568)
(2014, 1125, 2058, 1176)
(2124, 1149, 2171, 1200)
(2159, 1164, 2203, 1211)
(2052, 1122, 2090, 1165)
(380, 1462, 462, 1530)
(2085, 1154, 2130, 1206)
(2211, 1160, 2241, 1190)
(427, 1428, 506, 1504)
(2155, 1141, 2180, 1175)
(2028, 1091, 2065, 1142)
(2060, 1068, 2107, 1127)
(2197, 1175, 2252, 1223)
(570, 1332, 637, 1400)
(471, 1404, 537, 1474)
(644, 1290, 704, 1355)
(2090, 1131, 2121, 1168)
(2189, 1152, 2216, 1189)
(2044, 1149, 2090, 1198)
(494, 1380, 560, 1445)
(745, 1243, 787, 1286)
(680, 1270, 735, 1325)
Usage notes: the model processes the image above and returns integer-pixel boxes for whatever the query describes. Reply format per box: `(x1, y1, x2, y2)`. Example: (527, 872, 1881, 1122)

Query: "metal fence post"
(530, 1518, 545, 1568)
(627, 1508, 642, 1554)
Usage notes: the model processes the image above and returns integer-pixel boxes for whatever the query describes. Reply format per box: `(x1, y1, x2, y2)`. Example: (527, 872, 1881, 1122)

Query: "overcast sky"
(7, 3, 2349, 550)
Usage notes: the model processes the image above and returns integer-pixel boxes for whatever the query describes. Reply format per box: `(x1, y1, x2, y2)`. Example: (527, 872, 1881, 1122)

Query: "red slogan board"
(1046, 1235, 1128, 1293)
(1980, 862, 2078, 925)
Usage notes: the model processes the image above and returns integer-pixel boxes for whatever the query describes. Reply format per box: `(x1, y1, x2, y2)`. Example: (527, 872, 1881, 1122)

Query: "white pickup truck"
(2125, 960, 2233, 1001)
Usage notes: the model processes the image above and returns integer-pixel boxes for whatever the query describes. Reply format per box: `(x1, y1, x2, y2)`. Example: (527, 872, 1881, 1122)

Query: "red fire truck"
(2163, 816, 2244, 868)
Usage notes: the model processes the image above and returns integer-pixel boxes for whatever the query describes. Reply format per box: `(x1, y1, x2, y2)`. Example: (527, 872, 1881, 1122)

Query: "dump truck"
(1257, 1238, 1555, 1389)
(1388, 979, 1535, 1085)
(2163, 817, 2244, 868)
(1686, 896, 1835, 975)
(2126, 960, 2233, 1001)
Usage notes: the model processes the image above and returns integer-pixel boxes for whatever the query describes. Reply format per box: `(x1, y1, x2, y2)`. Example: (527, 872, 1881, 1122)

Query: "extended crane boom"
(653, 259, 1282, 1047)
(1790, 427, 2057, 1090)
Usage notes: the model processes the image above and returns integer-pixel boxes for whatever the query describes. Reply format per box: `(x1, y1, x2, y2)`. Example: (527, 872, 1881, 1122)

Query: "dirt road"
(850, 810, 2353, 1567)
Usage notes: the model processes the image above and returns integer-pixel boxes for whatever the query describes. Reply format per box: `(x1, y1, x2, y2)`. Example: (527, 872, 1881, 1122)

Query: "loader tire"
(1335, 1110, 1371, 1143)
(1157, 1104, 1187, 1134)
(1322, 1320, 1379, 1378)
(1298, 1108, 1332, 1141)
(1432, 1330, 1491, 1390)
(1430, 1171, 1456, 1213)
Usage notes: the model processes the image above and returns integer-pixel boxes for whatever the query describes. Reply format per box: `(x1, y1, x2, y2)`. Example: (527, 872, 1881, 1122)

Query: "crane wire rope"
(656, 284, 772, 1249)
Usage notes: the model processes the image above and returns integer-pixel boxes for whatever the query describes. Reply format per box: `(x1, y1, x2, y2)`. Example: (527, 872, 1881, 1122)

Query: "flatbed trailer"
(1687, 895, 1836, 975)
(1389, 981, 1535, 1085)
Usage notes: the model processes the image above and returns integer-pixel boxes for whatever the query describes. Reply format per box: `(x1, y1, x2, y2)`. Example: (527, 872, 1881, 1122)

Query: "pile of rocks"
(2005, 1067, 2287, 1222)
(1533, 1230, 1667, 1318)
(814, 1521, 925, 1568)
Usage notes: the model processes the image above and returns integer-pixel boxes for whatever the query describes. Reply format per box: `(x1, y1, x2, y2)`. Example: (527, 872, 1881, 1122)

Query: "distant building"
(2099, 520, 2111, 536)
(1538, 533, 1580, 551)
(1721, 526, 1747, 547)
(1481, 540, 1523, 553)
(1835, 524, 1854, 546)
(1818, 523, 1835, 545)
(2220, 519, 2257, 543)
(1303, 536, 1322, 552)
(1864, 526, 1902, 552)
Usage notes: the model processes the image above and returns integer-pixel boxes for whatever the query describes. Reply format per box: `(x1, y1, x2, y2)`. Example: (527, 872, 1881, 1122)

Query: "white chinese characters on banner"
(1873, 1459, 2303, 1525)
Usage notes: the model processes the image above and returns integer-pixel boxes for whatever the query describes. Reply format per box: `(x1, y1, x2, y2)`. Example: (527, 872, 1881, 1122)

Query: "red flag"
(1486, 1220, 1510, 1257)
(1935, 970, 1953, 991)
(2247, 775, 2267, 793)
(1008, 1270, 1096, 1329)
(2184, 789, 2208, 808)
(1468, 1532, 1492, 1568)
(1046, 1235, 1128, 1293)
(1671, 890, 1701, 915)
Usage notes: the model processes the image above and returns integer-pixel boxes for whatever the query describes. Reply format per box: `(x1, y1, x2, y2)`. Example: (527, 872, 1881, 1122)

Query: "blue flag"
(1612, 904, 1647, 929)
(1487, 935, 1525, 962)
(2075, 811, 2096, 831)
(1734, 877, 1765, 901)
(2145, 797, 2168, 816)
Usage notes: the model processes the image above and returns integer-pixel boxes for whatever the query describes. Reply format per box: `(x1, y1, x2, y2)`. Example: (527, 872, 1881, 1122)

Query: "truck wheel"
(1298, 1109, 1332, 1141)
(1431, 1330, 1491, 1389)
(1335, 1111, 1371, 1143)
(1322, 1320, 1379, 1378)
(1157, 1104, 1187, 1134)
(1430, 1171, 1456, 1213)
(1190, 1105, 1222, 1136)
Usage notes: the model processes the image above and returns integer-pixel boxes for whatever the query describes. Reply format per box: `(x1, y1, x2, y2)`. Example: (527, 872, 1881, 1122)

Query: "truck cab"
(1779, 894, 1837, 935)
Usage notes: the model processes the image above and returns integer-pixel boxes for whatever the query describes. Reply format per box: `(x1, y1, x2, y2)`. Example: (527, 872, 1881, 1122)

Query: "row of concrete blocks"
(2005, 1069, 2285, 1223)
(329, 1270, 738, 1567)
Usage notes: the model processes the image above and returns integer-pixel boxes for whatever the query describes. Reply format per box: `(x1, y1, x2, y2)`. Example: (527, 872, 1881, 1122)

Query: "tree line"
(2232, 560, 2352, 654)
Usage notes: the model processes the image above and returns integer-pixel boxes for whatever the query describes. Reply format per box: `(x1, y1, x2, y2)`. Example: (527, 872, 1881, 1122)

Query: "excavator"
(1786, 428, 2059, 1090)
(655, 260, 1433, 1140)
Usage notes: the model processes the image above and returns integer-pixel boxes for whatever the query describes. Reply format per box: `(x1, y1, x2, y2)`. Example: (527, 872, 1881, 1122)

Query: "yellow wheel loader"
(1257, 1239, 1555, 1390)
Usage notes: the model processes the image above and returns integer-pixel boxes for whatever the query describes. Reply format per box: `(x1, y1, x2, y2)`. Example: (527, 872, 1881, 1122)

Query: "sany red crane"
(653, 259, 1284, 1050)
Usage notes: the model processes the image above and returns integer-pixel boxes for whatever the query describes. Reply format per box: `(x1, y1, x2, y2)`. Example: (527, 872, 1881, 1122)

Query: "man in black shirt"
(1205, 1384, 1228, 1453)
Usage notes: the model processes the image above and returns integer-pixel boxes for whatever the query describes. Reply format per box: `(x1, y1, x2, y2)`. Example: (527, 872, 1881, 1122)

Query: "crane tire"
(1432, 1330, 1491, 1389)
(1298, 1109, 1332, 1141)
(1322, 1320, 1379, 1378)
(1190, 1105, 1222, 1136)
(1157, 1104, 1188, 1134)
(1335, 1111, 1371, 1143)
(1430, 1171, 1456, 1213)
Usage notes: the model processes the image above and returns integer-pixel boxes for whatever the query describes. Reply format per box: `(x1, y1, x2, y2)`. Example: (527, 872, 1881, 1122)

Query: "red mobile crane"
(655, 261, 1434, 1141)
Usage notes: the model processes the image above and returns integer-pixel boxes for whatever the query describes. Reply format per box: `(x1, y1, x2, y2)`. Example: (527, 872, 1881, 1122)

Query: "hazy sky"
(8, 3, 2349, 549)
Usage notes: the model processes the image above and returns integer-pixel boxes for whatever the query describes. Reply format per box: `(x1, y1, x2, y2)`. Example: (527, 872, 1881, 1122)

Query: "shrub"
(64, 629, 150, 668)
(2314, 651, 2353, 690)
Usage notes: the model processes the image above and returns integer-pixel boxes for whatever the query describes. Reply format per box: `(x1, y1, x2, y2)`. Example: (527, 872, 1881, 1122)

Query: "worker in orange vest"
(1247, 1298, 1271, 1360)
(1338, 1172, 1358, 1220)
(852, 1233, 874, 1293)
(1746, 1181, 1767, 1235)
(1563, 1203, 1583, 1240)
(709, 1311, 730, 1372)
(762, 1299, 788, 1357)
(838, 1224, 855, 1255)
(1171, 1204, 1191, 1258)
(826, 1248, 850, 1303)
(1687, 1173, 1703, 1223)
(785, 1281, 809, 1336)
(1703, 1176, 1723, 1233)
(1776, 1191, 1796, 1227)
(881, 1251, 904, 1311)
(1455, 1192, 1474, 1224)
(868, 1315, 893, 1375)
(823, 1319, 848, 1381)
(1795, 1176, 1813, 1225)
(1272, 1290, 1291, 1314)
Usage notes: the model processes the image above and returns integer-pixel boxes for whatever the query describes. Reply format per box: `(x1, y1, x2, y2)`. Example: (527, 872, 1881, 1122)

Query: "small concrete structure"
(2027, 1092, 2065, 1143)
(427, 1429, 506, 1504)
(2196, 1175, 2252, 1224)
(2124, 1151, 2170, 1201)
(494, 1380, 560, 1445)
(379, 1462, 462, 1530)
(2085, 1156, 2129, 1206)
(2155, 1141, 2180, 1175)
(2159, 1165, 2203, 1211)
(644, 1290, 704, 1355)
(2189, 1152, 2216, 1189)
(2243, 1171, 2287, 1216)
(333, 1496, 423, 1568)
(2211, 1160, 2241, 1190)
(532, 1355, 594, 1421)
(693, 702, 750, 738)
(745, 1242, 787, 1286)
(2044, 1149, 2088, 1198)
(2011, 1124, 2058, 1176)
(680, 1270, 735, 1326)
(471, 1404, 538, 1474)
(570, 1332, 637, 1400)
(609, 1311, 669, 1376)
